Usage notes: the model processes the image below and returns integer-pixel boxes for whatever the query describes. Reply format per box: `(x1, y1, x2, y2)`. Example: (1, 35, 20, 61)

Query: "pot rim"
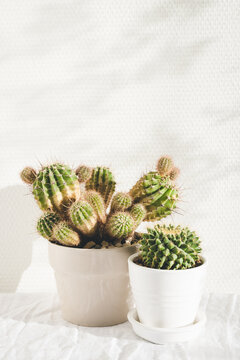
(128, 252, 207, 272)
(48, 241, 137, 252)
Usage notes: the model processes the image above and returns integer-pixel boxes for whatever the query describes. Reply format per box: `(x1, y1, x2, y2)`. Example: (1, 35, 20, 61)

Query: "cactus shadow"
(0, 185, 40, 292)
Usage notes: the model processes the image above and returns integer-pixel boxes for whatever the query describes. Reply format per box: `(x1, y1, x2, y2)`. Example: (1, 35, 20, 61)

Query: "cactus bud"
(76, 165, 92, 183)
(37, 212, 60, 240)
(169, 167, 180, 181)
(157, 156, 174, 176)
(106, 212, 135, 241)
(84, 190, 106, 223)
(20, 167, 37, 184)
(69, 200, 97, 236)
(110, 192, 132, 213)
(53, 222, 80, 246)
(130, 204, 146, 226)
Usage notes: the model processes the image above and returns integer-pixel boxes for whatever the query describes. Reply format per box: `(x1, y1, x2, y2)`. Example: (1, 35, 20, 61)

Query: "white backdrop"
(0, 0, 239, 293)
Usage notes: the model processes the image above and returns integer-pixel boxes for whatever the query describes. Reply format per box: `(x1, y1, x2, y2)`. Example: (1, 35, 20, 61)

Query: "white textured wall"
(0, 0, 239, 293)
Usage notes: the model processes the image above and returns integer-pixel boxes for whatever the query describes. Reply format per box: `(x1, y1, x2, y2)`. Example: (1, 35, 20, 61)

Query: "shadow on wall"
(0, 185, 40, 292)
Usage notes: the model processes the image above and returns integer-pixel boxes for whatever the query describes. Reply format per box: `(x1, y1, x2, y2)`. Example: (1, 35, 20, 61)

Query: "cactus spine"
(130, 204, 146, 226)
(110, 192, 132, 213)
(106, 212, 135, 241)
(84, 190, 106, 224)
(37, 212, 60, 240)
(32, 164, 81, 212)
(69, 200, 97, 236)
(20, 167, 37, 184)
(76, 165, 92, 183)
(53, 222, 80, 246)
(139, 225, 201, 270)
(86, 167, 116, 207)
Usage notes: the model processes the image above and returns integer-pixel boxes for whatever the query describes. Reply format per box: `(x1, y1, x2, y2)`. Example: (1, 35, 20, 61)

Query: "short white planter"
(128, 253, 207, 328)
(49, 242, 137, 327)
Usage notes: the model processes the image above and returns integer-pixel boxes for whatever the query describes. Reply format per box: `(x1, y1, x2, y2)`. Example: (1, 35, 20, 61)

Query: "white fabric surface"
(0, 1, 240, 293)
(0, 292, 239, 360)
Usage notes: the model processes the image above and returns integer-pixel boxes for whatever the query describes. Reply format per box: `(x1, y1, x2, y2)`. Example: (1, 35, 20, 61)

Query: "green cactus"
(37, 212, 60, 240)
(86, 167, 116, 207)
(130, 203, 146, 226)
(169, 167, 180, 181)
(76, 165, 92, 183)
(84, 190, 106, 224)
(139, 224, 202, 270)
(31, 163, 81, 212)
(53, 221, 80, 246)
(129, 172, 178, 221)
(69, 200, 97, 236)
(110, 192, 132, 213)
(105, 212, 135, 241)
(157, 156, 174, 176)
(20, 167, 37, 184)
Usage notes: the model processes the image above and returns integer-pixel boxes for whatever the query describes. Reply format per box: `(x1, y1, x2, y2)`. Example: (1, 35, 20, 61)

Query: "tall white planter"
(49, 242, 136, 327)
(128, 253, 207, 328)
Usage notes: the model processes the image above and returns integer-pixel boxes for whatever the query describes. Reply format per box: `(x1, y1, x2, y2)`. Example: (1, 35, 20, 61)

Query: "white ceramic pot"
(128, 253, 207, 328)
(48, 242, 137, 327)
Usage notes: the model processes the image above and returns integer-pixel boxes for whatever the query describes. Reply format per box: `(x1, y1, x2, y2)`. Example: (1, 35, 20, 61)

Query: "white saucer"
(127, 309, 206, 344)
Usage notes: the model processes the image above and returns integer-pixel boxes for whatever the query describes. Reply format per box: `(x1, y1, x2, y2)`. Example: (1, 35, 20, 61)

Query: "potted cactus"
(20, 156, 180, 326)
(128, 224, 207, 329)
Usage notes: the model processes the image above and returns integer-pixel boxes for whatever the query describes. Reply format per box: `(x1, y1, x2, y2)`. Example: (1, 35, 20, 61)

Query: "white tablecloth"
(0, 293, 239, 360)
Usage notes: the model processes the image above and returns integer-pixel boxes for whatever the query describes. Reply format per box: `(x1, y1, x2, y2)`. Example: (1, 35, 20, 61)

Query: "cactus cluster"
(139, 225, 202, 270)
(20, 156, 181, 249)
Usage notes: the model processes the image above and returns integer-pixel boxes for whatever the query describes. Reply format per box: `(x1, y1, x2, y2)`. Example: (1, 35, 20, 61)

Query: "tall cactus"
(84, 190, 106, 224)
(31, 163, 81, 212)
(69, 200, 98, 236)
(129, 172, 178, 221)
(86, 167, 116, 208)
(139, 224, 202, 270)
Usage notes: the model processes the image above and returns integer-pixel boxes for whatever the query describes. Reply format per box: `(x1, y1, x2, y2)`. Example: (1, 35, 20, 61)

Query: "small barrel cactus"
(130, 203, 146, 226)
(31, 163, 81, 212)
(84, 190, 106, 224)
(20, 167, 37, 184)
(169, 167, 180, 181)
(105, 212, 135, 241)
(129, 172, 178, 221)
(86, 166, 116, 207)
(110, 192, 132, 213)
(139, 224, 202, 270)
(37, 212, 60, 240)
(53, 222, 80, 246)
(157, 156, 174, 176)
(76, 165, 92, 183)
(69, 200, 97, 236)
